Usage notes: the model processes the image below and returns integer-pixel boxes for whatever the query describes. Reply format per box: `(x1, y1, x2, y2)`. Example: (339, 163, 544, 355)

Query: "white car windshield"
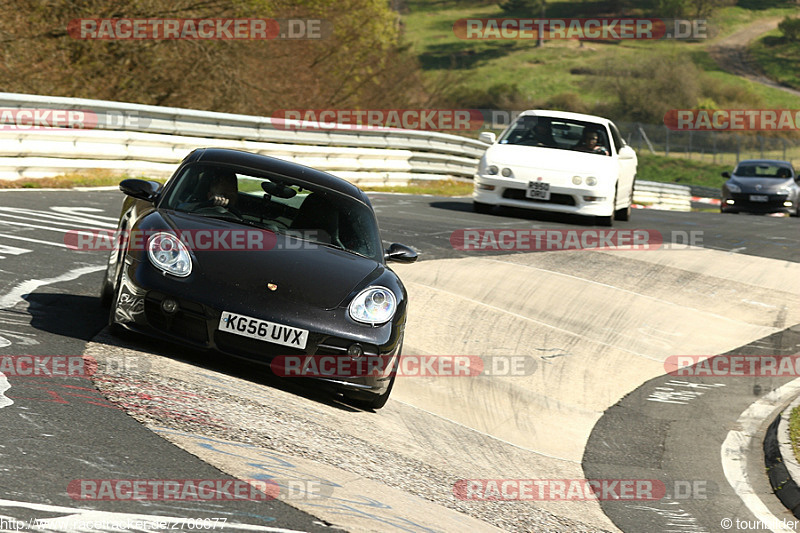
(499, 117, 611, 156)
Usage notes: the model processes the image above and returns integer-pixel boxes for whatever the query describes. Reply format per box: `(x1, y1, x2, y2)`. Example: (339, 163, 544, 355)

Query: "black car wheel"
(346, 373, 396, 411)
(343, 342, 402, 410)
(106, 251, 128, 335)
(614, 184, 632, 221)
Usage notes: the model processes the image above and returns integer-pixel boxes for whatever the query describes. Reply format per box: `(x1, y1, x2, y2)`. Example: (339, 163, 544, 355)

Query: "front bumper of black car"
(111, 260, 403, 397)
(721, 192, 794, 213)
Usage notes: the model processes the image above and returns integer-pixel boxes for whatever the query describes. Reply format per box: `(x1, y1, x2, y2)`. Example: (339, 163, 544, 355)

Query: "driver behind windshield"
(204, 169, 238, 208)
(176, 167, 238, 211)
(527, 120, 557, 147)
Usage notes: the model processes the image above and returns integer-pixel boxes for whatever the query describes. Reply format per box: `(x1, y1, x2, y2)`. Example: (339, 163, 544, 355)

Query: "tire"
(348, 373, 396, 410)
(614, 185, 632, 221)
(473, 201, 493, 215)
(344, 343, 402, 410)
(106, 253, 127, 336)
(99, 271, 113, 307)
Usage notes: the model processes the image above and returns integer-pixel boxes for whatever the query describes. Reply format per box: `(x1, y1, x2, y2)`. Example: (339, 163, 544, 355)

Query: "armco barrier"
(0, 92, 485, 185)
(0, 92, 692, 210)
(633, 181, 692, 211)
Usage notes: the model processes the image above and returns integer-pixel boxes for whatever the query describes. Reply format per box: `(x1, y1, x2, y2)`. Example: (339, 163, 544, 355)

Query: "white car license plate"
(219, 311, 308, 349)
(526, 181, 550, 200)
(749, 195, 768, 202)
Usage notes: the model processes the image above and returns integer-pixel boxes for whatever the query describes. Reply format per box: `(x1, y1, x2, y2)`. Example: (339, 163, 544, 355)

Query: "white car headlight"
(487, 165, 499, 175)
(349, 286, 396, 325)
(501, 167, 513, 177)
(727, 182, 741, 193)
(147, 232, 192, 277)
(586, 176, 598, 186)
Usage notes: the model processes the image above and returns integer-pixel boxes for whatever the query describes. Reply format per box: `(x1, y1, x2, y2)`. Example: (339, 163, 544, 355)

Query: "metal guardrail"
(0, 92, 693, 210)
(0, 92, 485, 185)
(633, 181, 691, 211)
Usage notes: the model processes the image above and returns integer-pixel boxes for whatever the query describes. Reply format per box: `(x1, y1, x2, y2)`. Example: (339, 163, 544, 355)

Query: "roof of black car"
(736, 159, 794, 167)
(188, 147, 370, 202)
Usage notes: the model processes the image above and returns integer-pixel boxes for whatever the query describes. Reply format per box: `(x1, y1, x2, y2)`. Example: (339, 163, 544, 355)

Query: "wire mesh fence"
(618, 122, 800, 167)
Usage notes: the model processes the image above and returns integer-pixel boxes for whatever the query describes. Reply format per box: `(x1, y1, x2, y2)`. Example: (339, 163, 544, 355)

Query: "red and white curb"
(691, 196, 722, 206)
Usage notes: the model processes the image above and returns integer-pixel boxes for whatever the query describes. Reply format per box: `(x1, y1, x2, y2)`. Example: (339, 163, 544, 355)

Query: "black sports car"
(721, 159, 800, 216)
(100, 147, 417, 409)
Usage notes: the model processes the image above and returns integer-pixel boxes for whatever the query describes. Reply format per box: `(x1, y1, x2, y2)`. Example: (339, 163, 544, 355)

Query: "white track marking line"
(0, 373, 12, 408)
(0, 233, 67, 248)
(721, 377, 800, 532)
(0, 498, 307, 532)
(49, 206, 119, 222)
(0, 212, 113, 229)
(0, 265, 105, 310)
(0, 219, 108, 233)
(0, 265, 106, 411)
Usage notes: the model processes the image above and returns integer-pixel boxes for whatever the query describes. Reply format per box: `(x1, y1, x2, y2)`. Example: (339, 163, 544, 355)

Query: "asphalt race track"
(0, 188, 797, 532)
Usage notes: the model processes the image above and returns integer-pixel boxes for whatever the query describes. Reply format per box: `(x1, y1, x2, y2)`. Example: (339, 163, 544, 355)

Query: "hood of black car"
(145, 210, 384, 310)
(730, 177, 792, 192)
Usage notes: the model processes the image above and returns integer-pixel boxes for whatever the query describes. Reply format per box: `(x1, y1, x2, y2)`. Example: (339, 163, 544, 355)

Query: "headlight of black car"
(147, 232, 192, 277)
(349, 286, 396, 325)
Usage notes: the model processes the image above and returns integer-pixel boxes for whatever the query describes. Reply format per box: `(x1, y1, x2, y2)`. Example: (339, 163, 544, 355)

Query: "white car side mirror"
(479, 132, 496, 144)
(618, 145, 636, 160)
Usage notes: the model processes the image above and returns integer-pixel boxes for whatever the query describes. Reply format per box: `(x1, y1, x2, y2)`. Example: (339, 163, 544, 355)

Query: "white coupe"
(472, 110, 637, 225)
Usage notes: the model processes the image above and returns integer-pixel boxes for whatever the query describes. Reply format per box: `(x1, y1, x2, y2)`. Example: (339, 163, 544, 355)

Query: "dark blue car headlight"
(349, 286, 396, 325)
(727, 182, 741, 193)
(147, 232, 192, 277)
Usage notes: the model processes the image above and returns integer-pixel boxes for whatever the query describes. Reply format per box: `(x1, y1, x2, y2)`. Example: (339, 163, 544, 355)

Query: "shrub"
(778, 16, 800, 42)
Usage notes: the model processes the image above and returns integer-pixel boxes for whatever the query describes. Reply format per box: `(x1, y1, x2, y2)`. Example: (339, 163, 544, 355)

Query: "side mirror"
(479, 132, 496, 144)
(721, 171, 731, 179)
(120, 179, 161, 202)
(618, 146, 635, 160)
(385, 243, 418, 263)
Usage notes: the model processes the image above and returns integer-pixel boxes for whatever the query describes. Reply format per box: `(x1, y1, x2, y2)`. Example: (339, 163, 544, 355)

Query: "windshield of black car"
(498, 117, 611, 155)
(159, 163, 383, 261)
(733, 164, 794, 179)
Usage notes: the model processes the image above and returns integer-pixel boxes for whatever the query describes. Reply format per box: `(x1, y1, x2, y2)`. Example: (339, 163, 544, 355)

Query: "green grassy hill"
(402, 1, 800, 118)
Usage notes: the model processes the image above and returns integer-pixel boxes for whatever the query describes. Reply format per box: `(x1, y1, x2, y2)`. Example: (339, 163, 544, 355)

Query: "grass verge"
(0, 170, 163, 189)
(637, 153, 730, 188)
(361, 179, 473, 196)
(0, 157, 732, 197)
(790, 405, 800, 464)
